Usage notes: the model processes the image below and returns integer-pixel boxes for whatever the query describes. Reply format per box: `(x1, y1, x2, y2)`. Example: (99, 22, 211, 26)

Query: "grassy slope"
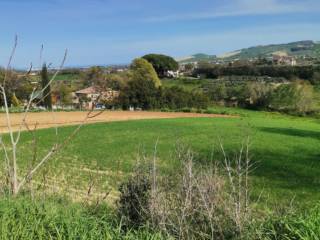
(12, 108, 320, 208)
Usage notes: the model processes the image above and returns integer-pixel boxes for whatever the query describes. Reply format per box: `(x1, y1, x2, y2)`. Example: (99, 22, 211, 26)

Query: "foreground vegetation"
(1, 157, 320, 240)
(1, 195, 320, 239)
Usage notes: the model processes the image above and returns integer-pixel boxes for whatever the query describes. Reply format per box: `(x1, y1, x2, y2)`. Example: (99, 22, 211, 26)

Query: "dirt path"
(0, 111, 232, 133)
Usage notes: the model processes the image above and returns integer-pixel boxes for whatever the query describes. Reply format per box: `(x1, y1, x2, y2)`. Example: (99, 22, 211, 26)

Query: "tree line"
(194, 64, 320, 83)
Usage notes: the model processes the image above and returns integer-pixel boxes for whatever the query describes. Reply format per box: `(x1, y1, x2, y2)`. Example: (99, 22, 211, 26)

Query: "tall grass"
(0, 196, 166, 240)
(255, 204, 320, 240)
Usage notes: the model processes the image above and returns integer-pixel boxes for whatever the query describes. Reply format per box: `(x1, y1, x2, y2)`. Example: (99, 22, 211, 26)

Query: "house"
(74, 86, 120, 110)
(273, 54, 297, 66)
(165, 70, 180, 78)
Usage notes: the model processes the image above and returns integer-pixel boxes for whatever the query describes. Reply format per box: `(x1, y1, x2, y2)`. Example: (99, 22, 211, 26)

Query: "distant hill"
(178, 53, 216, 63)
(179, 40, 320, 63)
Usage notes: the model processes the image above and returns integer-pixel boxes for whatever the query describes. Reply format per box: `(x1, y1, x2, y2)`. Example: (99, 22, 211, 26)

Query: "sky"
(0, 0, 320, 68)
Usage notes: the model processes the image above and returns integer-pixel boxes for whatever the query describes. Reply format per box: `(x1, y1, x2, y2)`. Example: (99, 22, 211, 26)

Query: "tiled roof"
(75, 86, 98, 94)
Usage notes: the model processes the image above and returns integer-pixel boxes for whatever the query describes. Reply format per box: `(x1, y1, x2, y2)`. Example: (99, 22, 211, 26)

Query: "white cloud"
(146, 0, 319, 22)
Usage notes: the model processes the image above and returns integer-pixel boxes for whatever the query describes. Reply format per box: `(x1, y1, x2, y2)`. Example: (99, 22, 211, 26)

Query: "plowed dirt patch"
(0, 111, 233, 133)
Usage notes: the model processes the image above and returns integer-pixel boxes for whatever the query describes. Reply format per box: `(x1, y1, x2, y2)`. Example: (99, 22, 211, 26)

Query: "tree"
(56, 83, 72, 107)
(184, 63, 194, 72)
(41, 63, 52, 110)
(14, 76, 34, 102)
(207, 83, 227, 102)
(81, 66, 104, 87)
(269, 81, 314, 114)
(119, 77, 159, 110)
(104, 72, 131, 90)
(161, 86, 190, 109)
(130, 58, 161, 88)
(142, 54, 179, 78)
(243, 82, 272, 109)
(0, 69, 27, 106)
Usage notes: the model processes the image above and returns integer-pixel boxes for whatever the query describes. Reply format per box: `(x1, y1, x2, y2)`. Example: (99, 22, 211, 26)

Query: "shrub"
(160, 86, 190, 109)
(207, 83, 228, 102)
(311, 71, 320, 85)
(118, 171, 151, 229)
(269, 81, 315, 115)
(160, 86, 209, 110)
(242, 82, 272, 109)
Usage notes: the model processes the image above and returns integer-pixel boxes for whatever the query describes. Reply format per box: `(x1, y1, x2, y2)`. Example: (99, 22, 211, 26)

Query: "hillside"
(180, 40, 320, 63)
(179, 53, 216, 63)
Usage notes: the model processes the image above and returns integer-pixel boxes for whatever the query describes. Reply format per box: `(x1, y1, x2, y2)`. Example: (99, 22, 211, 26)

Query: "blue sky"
(0, 0, 320, 68)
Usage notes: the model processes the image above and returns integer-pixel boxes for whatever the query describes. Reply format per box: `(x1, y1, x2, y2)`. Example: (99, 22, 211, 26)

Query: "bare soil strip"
(0, 111, 232, 133)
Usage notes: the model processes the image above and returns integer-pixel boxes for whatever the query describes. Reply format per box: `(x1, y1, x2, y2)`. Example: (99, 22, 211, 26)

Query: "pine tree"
(41, 63, 52, 110)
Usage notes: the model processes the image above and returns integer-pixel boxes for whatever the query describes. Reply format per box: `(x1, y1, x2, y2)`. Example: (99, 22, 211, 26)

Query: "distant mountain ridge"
(179, 40, 320, 63)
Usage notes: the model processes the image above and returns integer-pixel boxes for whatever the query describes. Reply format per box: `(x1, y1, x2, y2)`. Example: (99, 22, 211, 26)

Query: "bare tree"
(0, 36, 103, 196)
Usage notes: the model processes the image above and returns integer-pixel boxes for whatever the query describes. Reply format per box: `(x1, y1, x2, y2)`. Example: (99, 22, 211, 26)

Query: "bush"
(118, 171, 151, 229)
(160, 86, 209, 110)
(207, 83, 228, 102)
(242, 82, 272, 109)
(269, 81, 315, 115)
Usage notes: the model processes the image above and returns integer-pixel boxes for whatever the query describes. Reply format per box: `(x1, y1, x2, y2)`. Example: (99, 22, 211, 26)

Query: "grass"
(53, 73, 80, 82)
(29, 73, 80, 82)
(162, 77, 212, 91)
(255, 204, 320, 239)
(0, 196, 166, 240)
(5, 107, 320, 209)
(0, 193, 319, 240)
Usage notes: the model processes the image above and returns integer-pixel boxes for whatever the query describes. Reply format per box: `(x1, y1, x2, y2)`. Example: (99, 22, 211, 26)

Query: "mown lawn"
(11, 108, 320, 208)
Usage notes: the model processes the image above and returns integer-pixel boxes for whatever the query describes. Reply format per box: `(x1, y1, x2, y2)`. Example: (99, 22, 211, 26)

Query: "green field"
(53, 73, 80, 81)
(10, 108, 320, 208)
(162, 77, 210, 91)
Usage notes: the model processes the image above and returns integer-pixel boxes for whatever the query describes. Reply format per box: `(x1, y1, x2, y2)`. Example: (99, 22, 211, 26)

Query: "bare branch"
(15, 48, 67, 144)
(17, 107, 104, 191)
(3, 35, 18, 87)
(39, 44, 43, 72)
(14, 87, 37, 144)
